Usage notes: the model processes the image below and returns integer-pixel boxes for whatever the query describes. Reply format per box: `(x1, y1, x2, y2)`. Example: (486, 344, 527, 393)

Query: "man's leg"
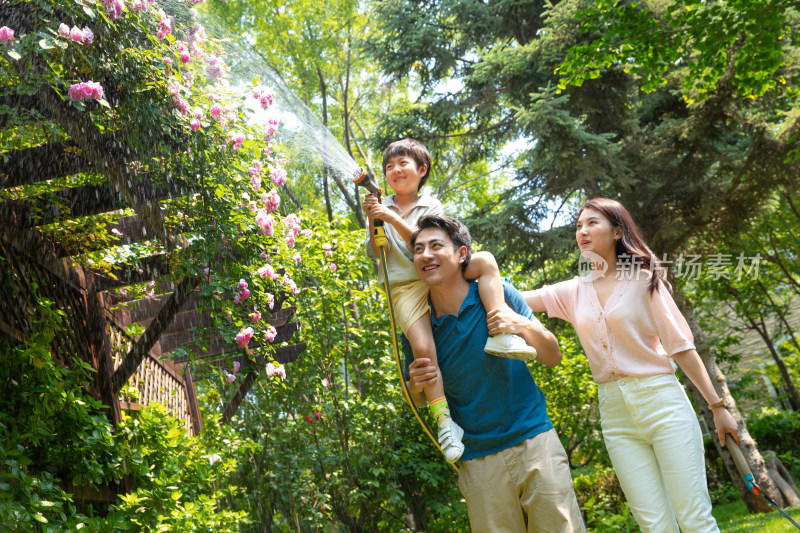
(516, 429, 586, 533)
(458, 450, 527, 533)
(458, 430, 585, 533)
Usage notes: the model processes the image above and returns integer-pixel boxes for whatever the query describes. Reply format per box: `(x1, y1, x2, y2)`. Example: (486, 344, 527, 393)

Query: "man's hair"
(410, 214, 473, 271)
(382, 138, 432, 189)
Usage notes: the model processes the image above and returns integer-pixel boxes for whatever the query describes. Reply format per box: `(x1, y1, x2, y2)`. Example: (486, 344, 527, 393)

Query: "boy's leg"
(466, 252, 537, 361)
(406, 314, 464, 463)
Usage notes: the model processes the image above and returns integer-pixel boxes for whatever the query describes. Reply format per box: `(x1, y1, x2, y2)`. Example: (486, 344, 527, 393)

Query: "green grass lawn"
(714, 500, 800, 532)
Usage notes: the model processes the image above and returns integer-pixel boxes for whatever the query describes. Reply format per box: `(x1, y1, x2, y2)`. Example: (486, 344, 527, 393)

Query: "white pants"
(597, 374, 719, 533)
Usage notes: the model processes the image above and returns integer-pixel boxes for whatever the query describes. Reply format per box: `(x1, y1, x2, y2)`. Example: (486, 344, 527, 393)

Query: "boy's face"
(384, 154, 427, 195)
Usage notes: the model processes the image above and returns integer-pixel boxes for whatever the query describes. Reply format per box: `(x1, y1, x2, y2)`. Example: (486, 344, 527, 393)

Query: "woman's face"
(576, 208, 621, 260)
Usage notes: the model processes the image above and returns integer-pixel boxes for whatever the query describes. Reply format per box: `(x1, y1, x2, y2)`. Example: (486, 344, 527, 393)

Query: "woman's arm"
(673, 349, 740, 446)
(521, 290, 547, 313)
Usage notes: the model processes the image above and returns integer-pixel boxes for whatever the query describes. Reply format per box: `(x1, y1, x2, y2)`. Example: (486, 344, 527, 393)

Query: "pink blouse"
(539, 275, 695, 383)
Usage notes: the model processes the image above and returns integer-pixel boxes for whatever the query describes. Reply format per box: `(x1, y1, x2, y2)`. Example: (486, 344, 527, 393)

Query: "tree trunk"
(672, 286, 787, 512)
(749, 315, 800, 410)
(316, 66, 334, 223)
(764, 451, 800, 508)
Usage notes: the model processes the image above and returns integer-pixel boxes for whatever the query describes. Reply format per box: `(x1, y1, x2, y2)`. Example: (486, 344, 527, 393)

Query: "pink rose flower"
(235, 327, 254, 348)
(265, 362, 275, 376)
(249, 309, 261, 323)
(265, 189, 280, 213)
(266, 326, 277, 342)
(233, 361, 241, 373)
(329, 263, 338, 271)
(68, 81, 104, 102)
(264, 118, 279, 141)
(0, 26, 14, 44)
(69, 26, 84, 42)
(156, 10, 172, 40)
(102, 0, 125, 21)
(266, 292, 275, 310)
(57, 24, 69, 38)
(205, 56, 224, 79)
(190, 119, 201, 131)
(210, 103, 223, 120)
(270, 166, 287, 187)
(228, 132, 245, 152)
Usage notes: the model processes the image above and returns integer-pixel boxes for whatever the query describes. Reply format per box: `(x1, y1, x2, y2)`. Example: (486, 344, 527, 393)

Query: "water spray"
(180, 0, 451, 465)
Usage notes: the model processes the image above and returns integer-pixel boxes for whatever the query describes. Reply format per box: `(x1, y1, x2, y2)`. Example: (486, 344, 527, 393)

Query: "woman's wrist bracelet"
(708, 399, 726, 410)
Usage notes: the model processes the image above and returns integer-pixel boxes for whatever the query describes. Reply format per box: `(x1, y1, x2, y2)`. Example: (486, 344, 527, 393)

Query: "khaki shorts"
(388, 279, 430, 333)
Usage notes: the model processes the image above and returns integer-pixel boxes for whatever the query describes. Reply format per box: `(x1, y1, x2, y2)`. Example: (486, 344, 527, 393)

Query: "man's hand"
(408, 357, 438, 395)
(486, 306, 529, 336)
(487, 307, 562, 366)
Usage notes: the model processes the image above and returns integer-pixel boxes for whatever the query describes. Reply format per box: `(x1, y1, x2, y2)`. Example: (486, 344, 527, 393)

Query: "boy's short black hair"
(382, 138, 432, 189)
(410, 214, 473, 271)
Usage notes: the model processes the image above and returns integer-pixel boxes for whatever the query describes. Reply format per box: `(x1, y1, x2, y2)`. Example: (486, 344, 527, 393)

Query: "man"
(405, 214, 586, 533)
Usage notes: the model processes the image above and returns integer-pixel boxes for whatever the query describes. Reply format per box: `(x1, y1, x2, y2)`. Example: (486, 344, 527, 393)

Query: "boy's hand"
(363, 194, 399, 225)
(362, 193, 380, 216)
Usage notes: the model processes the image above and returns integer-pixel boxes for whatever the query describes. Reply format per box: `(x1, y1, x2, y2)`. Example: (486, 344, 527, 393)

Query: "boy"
(363, 138, 536, 463)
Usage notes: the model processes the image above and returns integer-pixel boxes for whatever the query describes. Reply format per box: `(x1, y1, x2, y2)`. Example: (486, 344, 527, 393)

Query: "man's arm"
(486, 307, 562, 366)
(406, 357, 438, 406)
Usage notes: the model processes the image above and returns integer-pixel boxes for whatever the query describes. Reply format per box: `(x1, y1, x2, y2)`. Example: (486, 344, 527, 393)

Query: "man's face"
(413, 227, 466, 287)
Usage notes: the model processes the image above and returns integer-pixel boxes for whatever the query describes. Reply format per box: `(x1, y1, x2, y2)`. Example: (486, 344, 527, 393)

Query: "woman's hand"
(713, 407, 740, 447)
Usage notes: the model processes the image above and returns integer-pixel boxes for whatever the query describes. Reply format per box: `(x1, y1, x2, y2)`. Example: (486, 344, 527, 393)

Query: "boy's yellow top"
(364, 192, 443, 286)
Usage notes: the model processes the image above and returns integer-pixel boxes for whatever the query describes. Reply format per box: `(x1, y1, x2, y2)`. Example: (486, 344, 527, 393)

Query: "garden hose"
(353, 167, 457, 471)
(725, 435, 800, 529)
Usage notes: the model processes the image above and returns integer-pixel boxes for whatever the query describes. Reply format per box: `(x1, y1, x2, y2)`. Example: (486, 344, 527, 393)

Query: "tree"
(367, 0, 800, 511)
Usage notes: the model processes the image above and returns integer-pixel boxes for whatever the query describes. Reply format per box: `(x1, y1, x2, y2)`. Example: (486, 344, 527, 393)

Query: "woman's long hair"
(578, 198, 668, 294)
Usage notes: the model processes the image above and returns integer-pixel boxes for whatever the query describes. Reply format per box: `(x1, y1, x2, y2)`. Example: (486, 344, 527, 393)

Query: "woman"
(487, 198, 739, 532)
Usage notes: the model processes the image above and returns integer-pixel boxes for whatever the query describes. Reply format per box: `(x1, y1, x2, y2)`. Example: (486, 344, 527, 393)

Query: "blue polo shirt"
(403, 280, 553, 461)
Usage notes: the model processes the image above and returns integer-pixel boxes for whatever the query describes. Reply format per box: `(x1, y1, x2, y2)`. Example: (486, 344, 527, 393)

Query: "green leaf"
(83, 5, 96, 18)
(97, 98, 111, 109)
(7, 50, 21, 60)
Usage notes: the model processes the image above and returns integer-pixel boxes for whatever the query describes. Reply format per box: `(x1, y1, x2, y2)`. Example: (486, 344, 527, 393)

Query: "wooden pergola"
(0, 84, 306, 437)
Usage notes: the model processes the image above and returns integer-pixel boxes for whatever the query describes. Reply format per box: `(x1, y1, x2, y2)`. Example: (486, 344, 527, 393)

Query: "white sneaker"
(485, 333, 538, 361)
(437, 420, 465, 463)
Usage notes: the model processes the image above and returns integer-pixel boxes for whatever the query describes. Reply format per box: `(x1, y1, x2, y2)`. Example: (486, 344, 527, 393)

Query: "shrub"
(573, 466, 637, 531)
